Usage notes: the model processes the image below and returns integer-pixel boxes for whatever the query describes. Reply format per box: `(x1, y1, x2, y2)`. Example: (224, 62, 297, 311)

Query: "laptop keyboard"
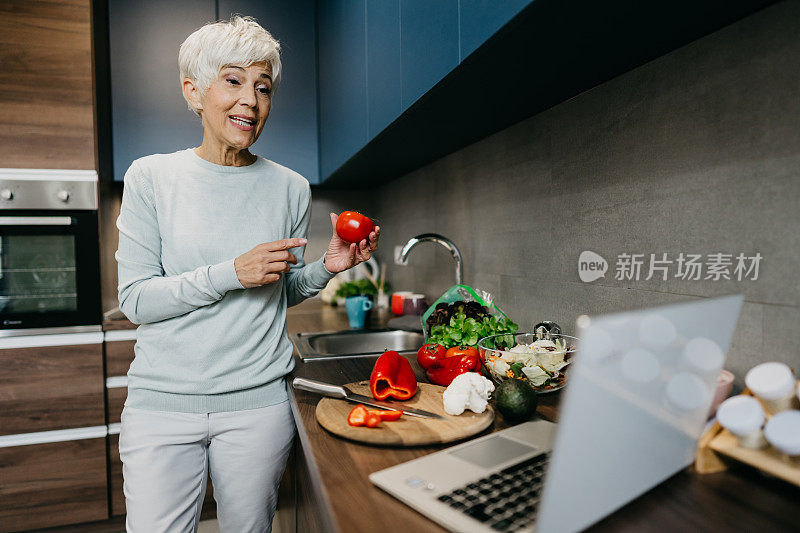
(436, 452, 550, 531)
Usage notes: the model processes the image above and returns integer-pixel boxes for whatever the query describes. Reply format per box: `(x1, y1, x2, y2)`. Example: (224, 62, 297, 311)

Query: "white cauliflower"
(442, 373, 495, 416)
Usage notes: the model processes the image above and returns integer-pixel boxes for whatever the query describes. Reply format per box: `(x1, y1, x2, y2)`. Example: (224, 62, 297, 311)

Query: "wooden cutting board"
(315, 381, 494, 446)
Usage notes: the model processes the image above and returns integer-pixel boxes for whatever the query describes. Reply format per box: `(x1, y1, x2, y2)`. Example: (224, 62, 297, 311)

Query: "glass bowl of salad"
(478, 331, 579, 393)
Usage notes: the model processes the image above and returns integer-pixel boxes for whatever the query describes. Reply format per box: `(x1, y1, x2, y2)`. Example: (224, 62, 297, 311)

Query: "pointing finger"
(265, 238, 307, 251)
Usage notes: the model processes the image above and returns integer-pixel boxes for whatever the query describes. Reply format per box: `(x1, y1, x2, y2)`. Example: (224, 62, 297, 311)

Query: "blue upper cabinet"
(400, 0, 459, 111)
(459, 0, 531, 60)
(366, 1, 401, 139)
(219, 0, 320, 183)
(108, 0, 214, 181)
(317, 0, 368, 179)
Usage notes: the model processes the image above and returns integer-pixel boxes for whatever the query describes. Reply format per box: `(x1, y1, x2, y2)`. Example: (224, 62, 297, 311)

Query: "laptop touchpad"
(449, 436, 537, 469)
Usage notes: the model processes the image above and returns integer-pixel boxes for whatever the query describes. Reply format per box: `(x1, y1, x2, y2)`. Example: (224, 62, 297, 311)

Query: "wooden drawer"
(107, 384, 127, 424)
(0, 430, 108, 532)
(104, 330, 137, 377)
(0, 333, 105, 436)
(108, 431, 215, 516)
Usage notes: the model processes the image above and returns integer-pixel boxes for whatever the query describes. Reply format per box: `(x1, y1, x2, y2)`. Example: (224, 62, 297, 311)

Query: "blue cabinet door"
(459, 0, 531, 60)
(218, 0, 320, 183)
(317, 0, 368, 179)
(400, 0, 459, 110)
(366, 0, 401, 139)
(109, 0, 214, 181)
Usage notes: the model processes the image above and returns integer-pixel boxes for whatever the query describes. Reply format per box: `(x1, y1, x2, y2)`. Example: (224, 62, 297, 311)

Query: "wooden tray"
(696, 386, 800, 487)
(315, 381, 494, 446)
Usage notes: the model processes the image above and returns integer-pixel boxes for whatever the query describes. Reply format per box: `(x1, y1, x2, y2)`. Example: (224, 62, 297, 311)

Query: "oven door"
(0, 210, 101, 330)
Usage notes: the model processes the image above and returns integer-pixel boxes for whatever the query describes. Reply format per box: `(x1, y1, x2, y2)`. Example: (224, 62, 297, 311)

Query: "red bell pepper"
(370, 350, 418, 401)
(425, 354, 482, 387)
(368, 409, 403, 421)
(347, 404, 369, 426)
(364, 413, 382, 428)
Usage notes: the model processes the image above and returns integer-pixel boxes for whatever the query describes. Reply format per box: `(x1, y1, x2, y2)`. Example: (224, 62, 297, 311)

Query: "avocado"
(494, 379, 538, 423)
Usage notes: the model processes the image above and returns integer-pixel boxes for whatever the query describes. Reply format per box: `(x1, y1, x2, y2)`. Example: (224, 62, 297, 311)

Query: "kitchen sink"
(292, 329, 424, 361)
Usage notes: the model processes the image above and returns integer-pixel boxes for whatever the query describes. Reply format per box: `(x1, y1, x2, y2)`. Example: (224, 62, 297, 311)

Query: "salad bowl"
(478, 332, 579, 393)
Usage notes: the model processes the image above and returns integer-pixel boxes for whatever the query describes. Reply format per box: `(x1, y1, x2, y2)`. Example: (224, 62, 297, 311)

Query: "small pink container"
(708, 369, 735, 418)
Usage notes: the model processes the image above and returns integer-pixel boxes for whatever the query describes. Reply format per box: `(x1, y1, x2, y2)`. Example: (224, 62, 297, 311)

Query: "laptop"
(370, 295, 744, 532)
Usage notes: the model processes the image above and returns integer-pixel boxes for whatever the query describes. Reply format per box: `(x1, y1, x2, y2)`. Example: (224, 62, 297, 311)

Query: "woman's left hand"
(323, 213, 380, 274)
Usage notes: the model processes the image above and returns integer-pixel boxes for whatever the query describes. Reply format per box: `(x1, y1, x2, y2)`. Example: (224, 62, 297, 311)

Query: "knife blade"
(291, 377, 442, 419)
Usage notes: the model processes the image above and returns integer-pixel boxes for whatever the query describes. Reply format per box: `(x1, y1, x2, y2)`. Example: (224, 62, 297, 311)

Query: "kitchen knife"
(291, 377, 443, 419)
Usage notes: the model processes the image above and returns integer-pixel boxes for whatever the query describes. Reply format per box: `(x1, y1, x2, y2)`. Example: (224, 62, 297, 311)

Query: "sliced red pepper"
(364, 413, 382, 428)
(370, 350, 418, 401)
(368, 409, 403, 421)
(347, 404, 369, 427)
(426, 354, 482, 387)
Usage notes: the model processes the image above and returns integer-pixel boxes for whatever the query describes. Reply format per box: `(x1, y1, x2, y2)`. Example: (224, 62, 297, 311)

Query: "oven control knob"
(0, 189, 12, 201)
(57, 190, 70, 202)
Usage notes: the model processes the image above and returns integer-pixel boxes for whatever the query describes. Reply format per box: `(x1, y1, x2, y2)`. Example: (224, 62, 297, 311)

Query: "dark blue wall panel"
(400, 0, 458, 110)
(459, 0, 531, 60)
(218, 0, 320, 182)
(317, 0, 368, 178)
(109, 0, 214, 181)
(366, 0, 401, 139)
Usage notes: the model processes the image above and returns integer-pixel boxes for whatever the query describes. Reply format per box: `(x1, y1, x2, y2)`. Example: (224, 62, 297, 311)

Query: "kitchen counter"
(286, 299, 800, 533)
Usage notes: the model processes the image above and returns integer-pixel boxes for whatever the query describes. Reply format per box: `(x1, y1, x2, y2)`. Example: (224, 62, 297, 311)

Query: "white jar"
(745, 362, 798, 415)
(716, 395, 767, 449)
(764, 410, 800, 464)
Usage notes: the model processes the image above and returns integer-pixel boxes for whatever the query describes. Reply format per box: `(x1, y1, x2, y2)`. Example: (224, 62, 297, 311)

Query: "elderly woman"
(115, 16, 378, 532)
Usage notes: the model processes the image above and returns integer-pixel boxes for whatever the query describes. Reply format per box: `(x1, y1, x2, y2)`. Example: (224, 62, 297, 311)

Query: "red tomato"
(417, 343, 446, 370)
(336, 211, 376, 243)
(445, 345, 479, 359)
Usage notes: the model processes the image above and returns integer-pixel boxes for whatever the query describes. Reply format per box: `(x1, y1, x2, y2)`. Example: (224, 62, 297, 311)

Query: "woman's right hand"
(234, 238, 307, 288)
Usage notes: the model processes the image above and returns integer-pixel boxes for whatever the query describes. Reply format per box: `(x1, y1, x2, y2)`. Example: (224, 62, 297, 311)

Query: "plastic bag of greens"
(421, 284, 518, 348)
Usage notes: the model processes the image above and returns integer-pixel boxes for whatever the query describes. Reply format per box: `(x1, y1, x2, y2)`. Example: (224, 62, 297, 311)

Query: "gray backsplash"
(310, 1, 800, 385)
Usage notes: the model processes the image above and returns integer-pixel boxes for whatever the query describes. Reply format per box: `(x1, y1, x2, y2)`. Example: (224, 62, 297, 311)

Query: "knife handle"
(291, 377, 348, 399)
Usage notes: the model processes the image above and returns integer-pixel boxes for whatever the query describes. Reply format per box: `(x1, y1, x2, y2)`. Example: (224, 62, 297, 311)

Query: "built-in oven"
(0, 169, 101, 335)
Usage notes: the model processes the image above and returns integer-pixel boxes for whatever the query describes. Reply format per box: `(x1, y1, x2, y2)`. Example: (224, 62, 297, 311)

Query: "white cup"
(745, 362, 798, 415)
(717, 395, 767, 449)
(764, 410, 800, 464)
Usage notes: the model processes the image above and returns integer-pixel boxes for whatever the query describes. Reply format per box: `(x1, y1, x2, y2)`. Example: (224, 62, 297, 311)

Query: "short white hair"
(178, 15, 281, 115)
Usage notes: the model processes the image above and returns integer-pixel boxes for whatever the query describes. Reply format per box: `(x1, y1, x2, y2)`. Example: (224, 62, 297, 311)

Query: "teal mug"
(345, 296, 373, 329)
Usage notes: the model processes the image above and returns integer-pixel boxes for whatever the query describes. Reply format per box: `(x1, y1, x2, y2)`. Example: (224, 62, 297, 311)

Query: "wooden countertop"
(286, 299, 800, 533)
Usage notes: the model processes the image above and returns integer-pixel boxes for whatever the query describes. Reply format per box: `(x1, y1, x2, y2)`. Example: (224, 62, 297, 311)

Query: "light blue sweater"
(116, 149, 333, 413)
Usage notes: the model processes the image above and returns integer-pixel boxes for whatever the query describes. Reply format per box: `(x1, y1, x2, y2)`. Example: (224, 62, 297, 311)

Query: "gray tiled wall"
(310, 1, 800, 384)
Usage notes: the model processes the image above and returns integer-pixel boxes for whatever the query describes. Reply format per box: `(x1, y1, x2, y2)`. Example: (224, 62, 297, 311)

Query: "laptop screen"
(536, 295, 743, 533)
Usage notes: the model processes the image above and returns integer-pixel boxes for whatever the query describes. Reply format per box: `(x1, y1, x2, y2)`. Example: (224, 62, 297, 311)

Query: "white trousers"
(119, 401, 295, 533)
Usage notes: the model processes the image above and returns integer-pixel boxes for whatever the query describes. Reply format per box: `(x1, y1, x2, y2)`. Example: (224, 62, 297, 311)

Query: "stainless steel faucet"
(398, 233, 463, 285)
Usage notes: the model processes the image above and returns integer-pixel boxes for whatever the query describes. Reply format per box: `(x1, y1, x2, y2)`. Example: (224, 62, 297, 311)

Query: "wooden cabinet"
(104, 329, 136, 424)
(0, 333, 105, 436)
(0, 0, 95, 170)
(0, 332, 108, 532)
(0, 435, 108, 532)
